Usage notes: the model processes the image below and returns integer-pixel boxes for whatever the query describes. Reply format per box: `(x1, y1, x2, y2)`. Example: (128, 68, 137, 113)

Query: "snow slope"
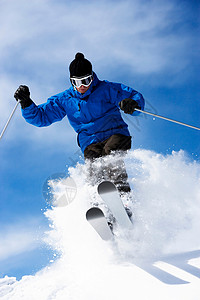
(1, 149, 200, 300)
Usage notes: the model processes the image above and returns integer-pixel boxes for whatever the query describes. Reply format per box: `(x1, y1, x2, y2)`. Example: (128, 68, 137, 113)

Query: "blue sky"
(0, 0, 199, 280)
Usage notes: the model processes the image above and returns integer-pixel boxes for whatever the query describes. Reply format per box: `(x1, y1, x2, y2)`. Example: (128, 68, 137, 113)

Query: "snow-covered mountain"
(1, 149, 200, 300)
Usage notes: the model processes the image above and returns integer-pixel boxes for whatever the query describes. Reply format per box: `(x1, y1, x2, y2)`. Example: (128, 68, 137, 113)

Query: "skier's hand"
(119, 98, 140, 114)
(14, 85, 33, 109)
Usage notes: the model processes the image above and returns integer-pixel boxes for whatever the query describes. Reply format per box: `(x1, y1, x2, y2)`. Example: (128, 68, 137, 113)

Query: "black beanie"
(69, 53, 92, 78)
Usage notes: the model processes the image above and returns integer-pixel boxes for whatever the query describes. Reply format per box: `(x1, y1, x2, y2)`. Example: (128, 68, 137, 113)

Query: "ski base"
(86, 207, 113, 241)
(98, 181, 132, 229)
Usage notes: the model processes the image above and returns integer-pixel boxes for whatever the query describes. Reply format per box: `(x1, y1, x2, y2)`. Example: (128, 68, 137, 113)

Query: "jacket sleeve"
(109, 82, 145, 116)
(22, 94, 67, 127)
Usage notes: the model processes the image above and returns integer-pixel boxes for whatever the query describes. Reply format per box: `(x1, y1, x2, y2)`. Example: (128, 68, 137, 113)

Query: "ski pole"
(135, 108, 200, 131)
(0, 101, 20, 140)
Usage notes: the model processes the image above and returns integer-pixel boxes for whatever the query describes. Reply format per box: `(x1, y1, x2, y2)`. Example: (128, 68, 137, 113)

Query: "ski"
(86, 207, 113, 241)
(98, 181, 132, 229)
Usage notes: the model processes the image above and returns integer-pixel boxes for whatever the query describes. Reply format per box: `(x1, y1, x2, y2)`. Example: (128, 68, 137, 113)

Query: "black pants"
(84, 134, 132, 194)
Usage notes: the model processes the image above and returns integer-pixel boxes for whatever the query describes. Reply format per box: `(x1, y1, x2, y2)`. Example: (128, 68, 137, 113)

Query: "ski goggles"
(70, 74, 93, 88)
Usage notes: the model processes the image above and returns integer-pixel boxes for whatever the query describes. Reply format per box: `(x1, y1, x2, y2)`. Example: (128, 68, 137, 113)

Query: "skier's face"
(76, 84, 91, 94)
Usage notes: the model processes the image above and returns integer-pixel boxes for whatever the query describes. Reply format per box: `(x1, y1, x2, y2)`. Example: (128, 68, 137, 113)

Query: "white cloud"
(0, 231, 36, 261)
(0, 218, 45, 261)
(0, 0, 196, 73)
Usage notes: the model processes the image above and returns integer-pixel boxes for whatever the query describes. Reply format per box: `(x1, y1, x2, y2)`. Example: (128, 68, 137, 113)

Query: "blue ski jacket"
(22, 73, 145, 153)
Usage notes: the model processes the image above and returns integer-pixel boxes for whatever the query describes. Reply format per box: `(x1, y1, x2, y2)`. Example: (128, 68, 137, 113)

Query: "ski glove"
(14, 85, 33, 109)
(119, 98, 140, 114)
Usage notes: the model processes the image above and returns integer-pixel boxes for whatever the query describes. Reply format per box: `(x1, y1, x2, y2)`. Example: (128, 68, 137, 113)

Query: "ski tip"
(97, 181, 116, 194)
(86, 207, 104, 220)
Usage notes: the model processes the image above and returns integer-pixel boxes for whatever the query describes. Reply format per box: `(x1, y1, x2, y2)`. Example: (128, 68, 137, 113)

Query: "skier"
(14, 52, 145, 200)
